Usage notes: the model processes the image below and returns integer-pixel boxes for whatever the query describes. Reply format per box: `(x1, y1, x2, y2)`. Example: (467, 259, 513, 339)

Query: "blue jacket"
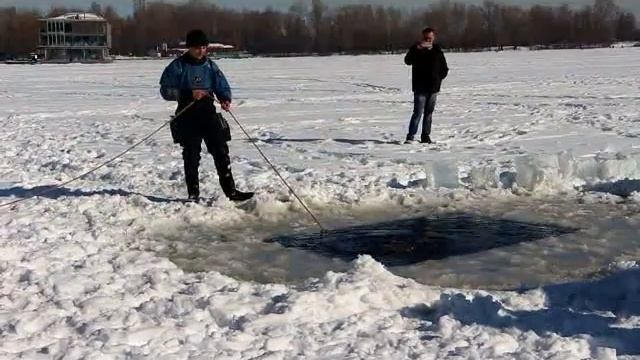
(160, 53, 232, 104)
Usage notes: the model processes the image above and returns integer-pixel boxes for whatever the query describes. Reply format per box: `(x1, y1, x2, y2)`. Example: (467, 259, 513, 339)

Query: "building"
(38, 13, 112, 63)
(133, 0, 146, 14)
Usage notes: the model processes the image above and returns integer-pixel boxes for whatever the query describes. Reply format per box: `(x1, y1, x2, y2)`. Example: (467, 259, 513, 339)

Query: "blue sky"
(2, 0, 639, 16)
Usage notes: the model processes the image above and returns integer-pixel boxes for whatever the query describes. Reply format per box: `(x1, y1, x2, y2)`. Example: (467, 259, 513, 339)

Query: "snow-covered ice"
(1, 48, 640, 359)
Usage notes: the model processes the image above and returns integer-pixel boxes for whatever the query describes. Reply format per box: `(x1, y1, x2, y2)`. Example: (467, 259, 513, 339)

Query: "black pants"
(182, 136, 235, 198)
(173, 100, 235, 197)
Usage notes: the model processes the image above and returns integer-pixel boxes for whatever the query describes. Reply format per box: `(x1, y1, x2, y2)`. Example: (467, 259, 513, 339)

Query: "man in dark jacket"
(160, 29, 253, 202)
(404, 27, 449, 144)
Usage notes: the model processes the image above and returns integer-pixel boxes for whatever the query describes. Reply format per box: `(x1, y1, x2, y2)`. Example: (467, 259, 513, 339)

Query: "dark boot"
(217, 170, 254, 202)
(203, 131, 255, 202)
(218, 172, 237, 197)
(227, 190, 255, 202)
(421, 136, 433, 144)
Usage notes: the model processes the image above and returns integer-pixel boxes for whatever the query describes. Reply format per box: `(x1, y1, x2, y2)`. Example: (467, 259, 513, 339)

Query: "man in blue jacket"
(160, 29, 253, 202)
(404, 27, 449, 144)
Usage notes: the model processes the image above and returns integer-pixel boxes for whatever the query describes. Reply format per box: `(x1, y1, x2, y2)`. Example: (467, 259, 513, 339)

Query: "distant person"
(404, 27, 449, 144)
(160, 29, 253, 203)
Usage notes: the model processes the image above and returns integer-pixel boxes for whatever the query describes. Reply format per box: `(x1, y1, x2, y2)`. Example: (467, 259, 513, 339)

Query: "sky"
(2, 0, 639, 16)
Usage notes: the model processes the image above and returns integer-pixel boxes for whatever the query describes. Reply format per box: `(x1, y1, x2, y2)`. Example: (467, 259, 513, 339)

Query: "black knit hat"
(186, 29, 209, 47)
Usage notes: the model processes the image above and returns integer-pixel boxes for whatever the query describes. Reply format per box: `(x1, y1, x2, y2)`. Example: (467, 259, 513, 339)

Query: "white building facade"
(38, 13, 112, 63)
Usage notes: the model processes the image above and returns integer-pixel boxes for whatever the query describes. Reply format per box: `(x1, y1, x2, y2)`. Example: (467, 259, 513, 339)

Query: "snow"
(50, 12, 106, 21)
(1, 47, 640, 359)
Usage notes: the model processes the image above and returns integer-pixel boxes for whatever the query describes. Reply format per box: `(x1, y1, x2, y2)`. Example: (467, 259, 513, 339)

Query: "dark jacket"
(404, 44, 449, 94)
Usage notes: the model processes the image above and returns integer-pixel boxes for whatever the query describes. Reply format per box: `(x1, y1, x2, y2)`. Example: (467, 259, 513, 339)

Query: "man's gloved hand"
(220, 100, 231, 112)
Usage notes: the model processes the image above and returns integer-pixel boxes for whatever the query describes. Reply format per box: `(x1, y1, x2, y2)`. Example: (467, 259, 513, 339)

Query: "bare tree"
(89, 2, 102, 15)
(615, 11, 637, 40)
(592, 0, 620, 42)
(1, 0, 638, 56)
(311, 0, 327, 52)
(0, 7, 39, 56)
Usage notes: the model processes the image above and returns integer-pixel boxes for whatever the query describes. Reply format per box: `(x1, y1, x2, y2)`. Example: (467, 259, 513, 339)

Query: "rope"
(2, 98, 328, 234)
(0, 101, 196, 209)
(222, 106, 327, 233)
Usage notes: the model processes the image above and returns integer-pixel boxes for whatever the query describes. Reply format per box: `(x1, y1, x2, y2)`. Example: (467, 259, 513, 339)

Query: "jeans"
(407, 92, 438, 141)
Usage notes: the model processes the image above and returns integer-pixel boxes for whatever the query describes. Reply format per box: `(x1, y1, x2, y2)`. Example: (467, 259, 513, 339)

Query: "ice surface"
(1, 48, 640, 359)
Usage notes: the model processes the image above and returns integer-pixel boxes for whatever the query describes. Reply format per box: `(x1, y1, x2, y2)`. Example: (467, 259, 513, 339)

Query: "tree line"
(0, 0, 638, 57)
